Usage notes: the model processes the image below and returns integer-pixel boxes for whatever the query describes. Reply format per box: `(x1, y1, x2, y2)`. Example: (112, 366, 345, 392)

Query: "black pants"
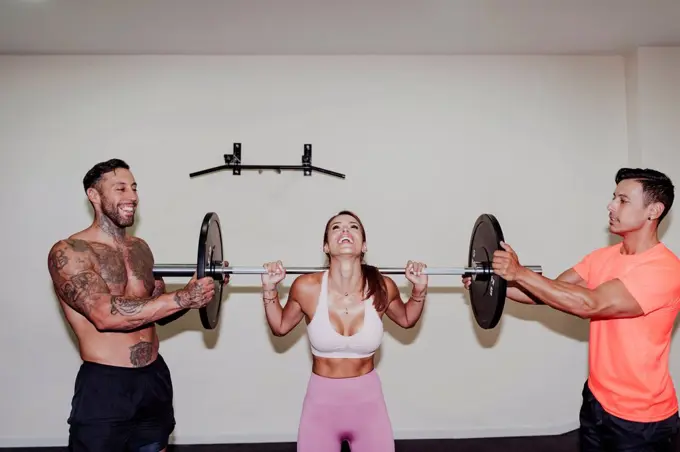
(67, 354, 175, 452)
(579, 381, 680, 451)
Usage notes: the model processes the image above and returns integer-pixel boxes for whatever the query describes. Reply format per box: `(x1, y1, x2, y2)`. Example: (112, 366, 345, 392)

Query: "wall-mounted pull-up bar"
(189, 143, 346, 179)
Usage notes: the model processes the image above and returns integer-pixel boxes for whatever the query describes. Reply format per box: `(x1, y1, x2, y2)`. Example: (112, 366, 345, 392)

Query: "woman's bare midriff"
(298, 273, 379, 379)
(312, 356, 375, 379)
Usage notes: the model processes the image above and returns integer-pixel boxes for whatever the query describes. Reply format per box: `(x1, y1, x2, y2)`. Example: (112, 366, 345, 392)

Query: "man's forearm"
(92, 292, 184, 331)
(152, 278, 192, 326)
(514, 267, 595, 317)
(506, 285, 543, 305)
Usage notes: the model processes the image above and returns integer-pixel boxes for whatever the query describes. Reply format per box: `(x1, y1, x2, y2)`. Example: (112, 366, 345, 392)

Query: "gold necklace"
(333, 289, 357, 314)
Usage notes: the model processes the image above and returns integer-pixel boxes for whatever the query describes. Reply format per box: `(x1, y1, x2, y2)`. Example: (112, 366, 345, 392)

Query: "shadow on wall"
(463, 290, 591, 347)
(156, 283, 237, 348)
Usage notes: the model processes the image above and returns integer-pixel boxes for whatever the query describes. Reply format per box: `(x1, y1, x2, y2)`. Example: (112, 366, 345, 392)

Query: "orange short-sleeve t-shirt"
(572, 242, 680, 422)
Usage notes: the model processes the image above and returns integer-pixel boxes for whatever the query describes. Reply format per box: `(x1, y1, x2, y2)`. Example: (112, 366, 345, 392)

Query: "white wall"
(0, 53, 644, 446)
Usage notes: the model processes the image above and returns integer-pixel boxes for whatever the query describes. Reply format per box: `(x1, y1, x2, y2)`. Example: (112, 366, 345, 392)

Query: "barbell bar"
(152, 212, 543, 331)
(153, 263, 543, 277)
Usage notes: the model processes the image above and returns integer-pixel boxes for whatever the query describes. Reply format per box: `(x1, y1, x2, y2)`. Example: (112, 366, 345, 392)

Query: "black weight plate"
(467, 214, 507, 330)
(198, 212, 224, 330)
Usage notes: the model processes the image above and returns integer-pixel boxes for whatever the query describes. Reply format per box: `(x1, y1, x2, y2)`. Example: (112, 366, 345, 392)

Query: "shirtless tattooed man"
(47, 159, 228, 452)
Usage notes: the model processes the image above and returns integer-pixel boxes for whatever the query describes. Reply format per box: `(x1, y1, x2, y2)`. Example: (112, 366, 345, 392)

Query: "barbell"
(152, 212, 543, 330)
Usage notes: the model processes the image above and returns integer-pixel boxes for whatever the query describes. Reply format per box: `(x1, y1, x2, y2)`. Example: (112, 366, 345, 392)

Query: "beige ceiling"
(1, 0, 680, 55)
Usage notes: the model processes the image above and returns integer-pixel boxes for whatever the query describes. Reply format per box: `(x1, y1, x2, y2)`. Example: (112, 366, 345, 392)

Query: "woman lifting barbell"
(260, 210, 428, 452)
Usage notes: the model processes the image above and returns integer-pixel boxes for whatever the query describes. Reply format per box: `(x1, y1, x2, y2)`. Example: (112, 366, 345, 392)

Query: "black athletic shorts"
(579, 380, 680, 451)
(67, 354, 175, 452)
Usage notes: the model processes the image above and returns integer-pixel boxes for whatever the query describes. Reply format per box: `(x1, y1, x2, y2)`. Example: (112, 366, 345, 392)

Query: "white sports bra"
(307, 271, 384, 359)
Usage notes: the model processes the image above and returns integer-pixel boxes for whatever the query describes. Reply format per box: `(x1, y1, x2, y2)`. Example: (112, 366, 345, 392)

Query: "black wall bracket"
(189, 143, 345, 179)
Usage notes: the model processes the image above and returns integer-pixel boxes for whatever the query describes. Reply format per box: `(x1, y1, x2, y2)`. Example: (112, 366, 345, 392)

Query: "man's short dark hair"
(615, 167, 675, 224)
(83, 159, 130, 192)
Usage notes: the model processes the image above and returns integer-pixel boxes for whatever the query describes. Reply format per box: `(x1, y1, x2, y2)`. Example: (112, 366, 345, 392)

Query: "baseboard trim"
(0, 421, 579, 448)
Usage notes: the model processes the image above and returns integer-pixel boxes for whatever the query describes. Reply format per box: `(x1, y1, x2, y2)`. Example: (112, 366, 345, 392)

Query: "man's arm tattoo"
(49, 240, 160, 329)
(54, 270, 109, 319)
(48, 240, 102, 317)
(173, 282, 205, 309)
(110, 296, 151, 315)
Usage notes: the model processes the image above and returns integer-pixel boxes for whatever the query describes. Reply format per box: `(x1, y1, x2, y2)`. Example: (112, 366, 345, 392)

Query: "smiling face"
(86, 167, 139, 229)
(323, 211, 368, 259)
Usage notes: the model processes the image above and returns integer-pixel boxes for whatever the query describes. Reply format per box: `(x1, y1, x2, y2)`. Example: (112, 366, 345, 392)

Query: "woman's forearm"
(262, 285, 284, 336)
(403, 286, 427, 328)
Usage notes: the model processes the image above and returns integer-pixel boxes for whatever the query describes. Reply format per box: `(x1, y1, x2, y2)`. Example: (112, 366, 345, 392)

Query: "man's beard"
(100, 199, 135, 230)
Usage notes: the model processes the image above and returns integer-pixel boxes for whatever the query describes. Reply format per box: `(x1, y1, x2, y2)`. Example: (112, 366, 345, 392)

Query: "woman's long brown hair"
(323, 210, 389, 312)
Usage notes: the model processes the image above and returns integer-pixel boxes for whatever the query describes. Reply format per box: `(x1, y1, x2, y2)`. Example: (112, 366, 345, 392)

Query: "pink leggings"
(297, 370, 395, 452)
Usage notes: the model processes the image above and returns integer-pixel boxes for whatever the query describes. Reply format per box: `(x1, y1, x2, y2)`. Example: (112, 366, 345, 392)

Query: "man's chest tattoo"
(126, 241, 155, 294)
(91, 243, 127, 286)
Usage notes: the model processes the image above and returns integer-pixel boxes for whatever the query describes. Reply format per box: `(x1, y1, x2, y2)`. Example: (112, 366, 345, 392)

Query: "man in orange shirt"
(467, 168, 680, 451)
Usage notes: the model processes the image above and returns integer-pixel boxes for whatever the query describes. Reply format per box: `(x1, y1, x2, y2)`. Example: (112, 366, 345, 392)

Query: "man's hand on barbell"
(492, 242, 522, 281)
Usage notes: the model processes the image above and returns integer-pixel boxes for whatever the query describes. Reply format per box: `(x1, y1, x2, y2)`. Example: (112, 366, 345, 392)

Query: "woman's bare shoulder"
(289, 272, 323, 304)
(380, 273, 400, 298)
